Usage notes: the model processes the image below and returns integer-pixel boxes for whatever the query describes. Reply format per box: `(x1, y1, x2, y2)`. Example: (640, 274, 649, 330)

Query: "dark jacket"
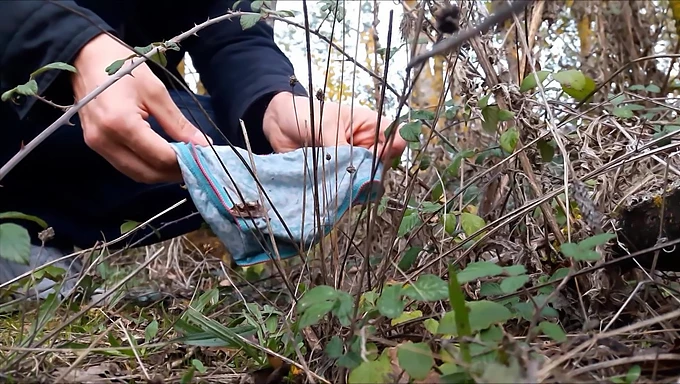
(0, 0, 307, 153)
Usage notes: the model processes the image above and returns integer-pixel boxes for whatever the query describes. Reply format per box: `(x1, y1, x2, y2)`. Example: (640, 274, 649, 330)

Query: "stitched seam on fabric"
(189, 144, 252, 232)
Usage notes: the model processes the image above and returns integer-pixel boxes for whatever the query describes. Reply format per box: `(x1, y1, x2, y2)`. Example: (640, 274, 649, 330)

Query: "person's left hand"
(261, 92, 407, 163)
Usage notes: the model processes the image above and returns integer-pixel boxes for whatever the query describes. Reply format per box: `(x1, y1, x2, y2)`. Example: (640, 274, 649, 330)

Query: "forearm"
(183, 0, 307, 153)
(0, 1, 115, 119)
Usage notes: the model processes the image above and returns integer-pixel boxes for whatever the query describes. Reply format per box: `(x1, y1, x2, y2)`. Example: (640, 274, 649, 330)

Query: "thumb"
(146, 89, 211, 146)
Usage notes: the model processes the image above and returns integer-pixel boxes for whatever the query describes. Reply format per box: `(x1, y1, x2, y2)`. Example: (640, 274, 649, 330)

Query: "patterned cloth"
(171, 143, 385, 266)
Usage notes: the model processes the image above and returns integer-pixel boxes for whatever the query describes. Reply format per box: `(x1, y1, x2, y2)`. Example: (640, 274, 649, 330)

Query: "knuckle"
(83, 130, 104, 148)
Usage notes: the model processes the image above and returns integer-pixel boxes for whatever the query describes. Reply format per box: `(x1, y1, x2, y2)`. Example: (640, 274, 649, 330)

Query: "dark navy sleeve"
(181, 0, 308, 153)
(0, 1, 116, 120)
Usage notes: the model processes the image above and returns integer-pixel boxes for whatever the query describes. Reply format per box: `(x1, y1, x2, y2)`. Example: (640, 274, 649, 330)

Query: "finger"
(107, 113, 183, 180)
(144, 84, 211, 146)
(92, 135, 178, 183)
(382, 121, 408, 160)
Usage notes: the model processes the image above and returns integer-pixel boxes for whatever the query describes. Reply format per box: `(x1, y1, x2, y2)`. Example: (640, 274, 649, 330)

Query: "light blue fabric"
(170, 143, 384, 266)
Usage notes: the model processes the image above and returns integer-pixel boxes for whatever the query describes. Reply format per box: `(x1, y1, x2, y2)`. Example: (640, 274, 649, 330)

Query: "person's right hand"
(71, 33, 211, 184)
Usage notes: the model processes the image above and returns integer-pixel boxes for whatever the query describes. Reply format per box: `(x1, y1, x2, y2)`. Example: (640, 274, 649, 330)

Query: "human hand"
(261, 92, 407, 163)
(71, 33, 210, 184)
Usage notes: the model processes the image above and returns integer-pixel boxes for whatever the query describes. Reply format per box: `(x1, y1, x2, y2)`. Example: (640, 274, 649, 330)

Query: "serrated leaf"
(500, 275, 530, 293)
(240, 14, 262, 30)
(16, 80, 38, 97)
(539, 321, 567, 342)
(456, 261, 504, 284)
(399, 121, 421, 142)
(481, 106, 500, 133)
(377, 283, 405, 319)
(0, 223, 31, 264)
(398, 213, 422, 237)
(296, 285, 338, 312)
(30, 62, 76, 79)
(398, 247, 421, 271)
(578, 233, 615, 249)
(105, 59, 127, 75)
(120, 220, 140, 234)
(519, 70, 550, 92)
(397, 342, 434, 380)
(500, 127, 519, 153)
(553, 69, 586, 90)
(251, 0, 263, 11)
(459, 212, 486, 237)
(402, 274, 449, 301)
(326, 335, 343, 358)
(537, 139, 555, 162)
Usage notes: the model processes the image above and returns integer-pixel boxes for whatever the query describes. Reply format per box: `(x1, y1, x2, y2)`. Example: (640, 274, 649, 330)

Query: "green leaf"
(399, 121, 422, 142)
(628, 84, 645, 91)
(578, 233, 615, 250)
(30, 62, 77, 79)
(397, 342, 434, 380)
(438, 300, 512, 335)
(411, 109, 436, 120)
(148, 51, 168, 68)
(447, 265, 472, 362)
(609, 93, 626, 106)
(519, 70, 550, 92)
(561, 242, 602, 261)
(456, 261, 504, 284)
(537, 139, 555, 162)
(251, 0, 263, 11)
(120, 220, 140, 234)
(402, 274, 449, 301)
(326, 335, 343, 359)
(498, 109, 515, 121)
(549, 267, 570, 282)
(297, 285, 338, 312)
(191, 359, 207, 374)
(562, 76, 597, 102)
(331, 291, 354, 326)
(105, 59, 127, 75)
(298, 300, 334, 328)
(553, 70, 586, 90)
(481, 106, 500, 133)
(398, 213, 422, 237)
(133, 44, 154, 55)
(613, 107, 634, 119)
(467, 300, 513, 331)
(503, 265, 526, 276)
(16, 80, 39, 97)
(645, 84, 661, 93)
(459, 212, 486, 237)
(0, 223, 31, 265)
(423, 319, 439, 334)
(348, 353, 392, 384)
(559, 243, 581, 259)
(539, 321, 567, 342)
(398, 247, 421, 271)
(500, 127, 519, 153)
(377, 283, 405, 319)
(391, 310, 423, 326)
(480, 282, 503, 297)
(626, 365, 641, 383)
(500, 275, 530, 293)
(1, 88, 16, 102)
(478, 94, 491, 109)
(145, 320, 159, 342)
(240, 14, 262, 30)
(0, 212, 48, 228)
(443, 213, 457, 235)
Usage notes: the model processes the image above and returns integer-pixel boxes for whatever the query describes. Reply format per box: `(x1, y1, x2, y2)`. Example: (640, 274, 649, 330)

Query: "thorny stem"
(0, 11, 255, 181)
